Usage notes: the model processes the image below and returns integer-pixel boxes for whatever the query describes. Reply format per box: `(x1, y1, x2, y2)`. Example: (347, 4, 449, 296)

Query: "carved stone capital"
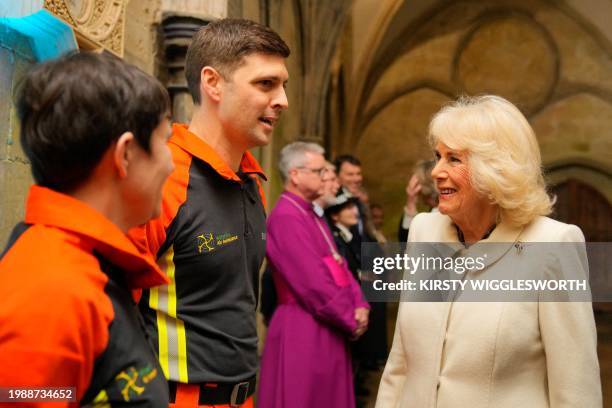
(161, 14, 208, 123)
(43, 0, 127, 56)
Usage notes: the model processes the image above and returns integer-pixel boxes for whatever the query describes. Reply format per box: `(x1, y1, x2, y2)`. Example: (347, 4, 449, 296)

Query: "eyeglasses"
(296, 166, 328, 177)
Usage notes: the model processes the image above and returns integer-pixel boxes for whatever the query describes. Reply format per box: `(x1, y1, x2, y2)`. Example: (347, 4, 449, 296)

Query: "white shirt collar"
(312, 202, 325, 217)
(335, 223, 353, 242)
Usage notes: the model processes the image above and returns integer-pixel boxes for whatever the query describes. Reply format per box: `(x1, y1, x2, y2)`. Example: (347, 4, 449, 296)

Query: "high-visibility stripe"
(92, 389, 111, 408)
(149, 284, 158, 309)
(165, 315, 179, 380)
(167, 248, 177, 317)
(156, 310, 170, 379)
(152, 249, 169, 378)
(153, 246, 188, 382)
(177, 319, 188, 382)
(149, 278, 170, 378)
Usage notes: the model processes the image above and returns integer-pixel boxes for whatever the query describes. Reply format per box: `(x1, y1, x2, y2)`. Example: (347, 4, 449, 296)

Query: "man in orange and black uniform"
(0, 52, 174, 406)
(128, 19, 290, 408)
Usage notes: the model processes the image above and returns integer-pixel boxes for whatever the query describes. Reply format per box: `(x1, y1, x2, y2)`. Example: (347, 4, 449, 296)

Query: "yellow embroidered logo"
(115, 365, 158, 402)
(198, 232, 215, 254)
(196, 232, 238, 253)
(197, 233, 215, 253)
(216, 232, 238, 246)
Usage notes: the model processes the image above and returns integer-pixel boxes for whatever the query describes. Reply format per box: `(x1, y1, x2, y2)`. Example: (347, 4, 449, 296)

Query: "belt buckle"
(230, 381, 250, 407)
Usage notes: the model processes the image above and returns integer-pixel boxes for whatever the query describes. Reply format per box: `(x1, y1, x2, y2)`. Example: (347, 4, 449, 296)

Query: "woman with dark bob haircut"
(0, 52, 173, 406)
(376, 95, 601, 407)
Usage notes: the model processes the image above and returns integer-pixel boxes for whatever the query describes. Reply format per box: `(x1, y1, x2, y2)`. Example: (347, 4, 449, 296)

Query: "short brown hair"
(185, 18, 290, 104)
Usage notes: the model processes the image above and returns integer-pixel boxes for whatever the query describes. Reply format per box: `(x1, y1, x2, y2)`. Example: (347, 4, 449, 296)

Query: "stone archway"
(330, 0, 612, 239)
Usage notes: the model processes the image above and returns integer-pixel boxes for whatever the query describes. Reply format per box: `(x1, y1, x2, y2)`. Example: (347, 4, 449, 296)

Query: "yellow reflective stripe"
(161, 246, 189, 382)
(177, 319, 188, 382)
(149, 285, 170, 378)
(156, 310, 169, 379)
(149, 286, 158, 309)
(166, 247, 177, 317)
(150, 250, 168, 379)
(92, 389, 110, 408)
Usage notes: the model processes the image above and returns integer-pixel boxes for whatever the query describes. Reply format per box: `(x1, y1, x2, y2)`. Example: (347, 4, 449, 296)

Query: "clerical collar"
(312, 202, 325, 217)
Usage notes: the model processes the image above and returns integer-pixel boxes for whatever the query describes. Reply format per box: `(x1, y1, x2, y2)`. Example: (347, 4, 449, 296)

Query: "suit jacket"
(376, 212, 601, 408)
(329, 222, 362, 282)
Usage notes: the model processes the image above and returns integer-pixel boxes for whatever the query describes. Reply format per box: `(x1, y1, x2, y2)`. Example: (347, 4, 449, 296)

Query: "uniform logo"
(197, 233, 215, 253)
(196, 232, 239, 253)
(115, 365, 158, 402)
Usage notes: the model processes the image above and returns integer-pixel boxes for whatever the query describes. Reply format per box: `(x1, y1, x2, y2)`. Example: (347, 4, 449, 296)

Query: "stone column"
(0, 2, 79, 246)
(161, 15, 208, 124)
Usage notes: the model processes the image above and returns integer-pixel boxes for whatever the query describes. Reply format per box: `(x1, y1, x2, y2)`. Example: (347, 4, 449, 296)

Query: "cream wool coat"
(376, 212, 602, 408)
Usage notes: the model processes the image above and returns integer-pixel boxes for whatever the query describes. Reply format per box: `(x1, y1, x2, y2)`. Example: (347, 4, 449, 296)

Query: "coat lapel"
(467, 220, 524, 271)
(430, 214, 524, 272)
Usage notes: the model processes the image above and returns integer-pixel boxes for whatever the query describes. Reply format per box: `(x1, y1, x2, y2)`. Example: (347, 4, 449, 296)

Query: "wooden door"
(552, 179, 612, 406)
(551, 179, 612, 242)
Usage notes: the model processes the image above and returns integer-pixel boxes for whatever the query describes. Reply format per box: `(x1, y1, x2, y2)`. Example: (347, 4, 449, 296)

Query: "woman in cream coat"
(376, 95, 602, 408)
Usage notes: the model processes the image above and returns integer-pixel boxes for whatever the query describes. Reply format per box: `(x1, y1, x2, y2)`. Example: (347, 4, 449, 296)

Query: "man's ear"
(200, 66, 223, 102)
(288, 169, 300, 186)
(113, 131, 135, 178)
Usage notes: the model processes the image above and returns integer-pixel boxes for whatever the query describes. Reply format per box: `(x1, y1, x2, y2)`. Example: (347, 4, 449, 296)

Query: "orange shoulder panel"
(0, 226, 113, 404)
(128, 139, 191, 260)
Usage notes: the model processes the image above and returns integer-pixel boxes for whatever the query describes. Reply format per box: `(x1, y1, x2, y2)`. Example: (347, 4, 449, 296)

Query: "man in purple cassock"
(258, 142, 370, 408)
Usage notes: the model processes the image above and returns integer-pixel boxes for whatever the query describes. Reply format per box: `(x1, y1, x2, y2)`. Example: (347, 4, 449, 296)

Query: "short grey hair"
(278, 141, 325, 182)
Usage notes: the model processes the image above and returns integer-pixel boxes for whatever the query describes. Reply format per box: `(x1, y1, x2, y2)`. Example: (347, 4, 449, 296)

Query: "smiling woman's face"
(431, 142, 490, 225)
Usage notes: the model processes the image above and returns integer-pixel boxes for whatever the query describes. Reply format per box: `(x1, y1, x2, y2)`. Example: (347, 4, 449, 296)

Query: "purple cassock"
(258, 191, 369, 408)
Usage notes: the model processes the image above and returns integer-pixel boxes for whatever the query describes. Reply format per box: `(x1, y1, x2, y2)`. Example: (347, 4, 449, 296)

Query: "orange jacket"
(0, 186, 169, 407)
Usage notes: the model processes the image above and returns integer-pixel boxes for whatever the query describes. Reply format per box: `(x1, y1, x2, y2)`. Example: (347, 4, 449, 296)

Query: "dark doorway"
(551, 179, 612, 242)
(552, 178, 612, 406)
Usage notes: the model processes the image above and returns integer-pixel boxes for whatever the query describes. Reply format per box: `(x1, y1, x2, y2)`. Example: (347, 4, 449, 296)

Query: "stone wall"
(5, 1, 609, 244)
(0, 32, 35, 247)
(335, 0, 612, 239)
(124, 0, 162, 75)
(261, 0, 352, 205)
(0, 0, 132, 246)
